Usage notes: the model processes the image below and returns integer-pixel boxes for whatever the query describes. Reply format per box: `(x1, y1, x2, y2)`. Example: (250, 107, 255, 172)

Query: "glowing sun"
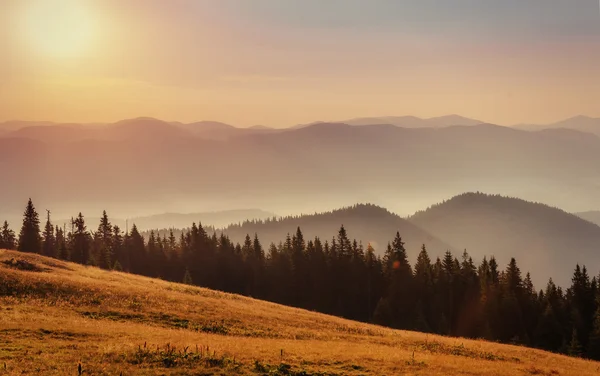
(20, 0, 97, 59)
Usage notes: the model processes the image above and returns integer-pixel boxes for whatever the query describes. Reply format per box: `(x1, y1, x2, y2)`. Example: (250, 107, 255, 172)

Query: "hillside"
(220, 204, 453, 257)
(577, 211, 600, 227)
(409, 193, 600, 287)
(1, 249, 598, 375)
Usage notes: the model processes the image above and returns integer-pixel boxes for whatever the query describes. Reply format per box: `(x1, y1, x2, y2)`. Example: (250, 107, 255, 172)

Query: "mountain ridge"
(409, 192, 600, 287)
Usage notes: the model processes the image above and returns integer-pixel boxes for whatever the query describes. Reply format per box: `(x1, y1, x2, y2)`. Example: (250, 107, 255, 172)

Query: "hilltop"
(1, 249, 598, 375)
(577, 211, 600, 227)
(409, 192, 600, 287)
(219, 204, 452, 257)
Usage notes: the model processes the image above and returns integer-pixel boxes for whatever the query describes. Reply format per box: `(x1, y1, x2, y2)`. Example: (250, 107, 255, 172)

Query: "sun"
(20, 0, 97, 59)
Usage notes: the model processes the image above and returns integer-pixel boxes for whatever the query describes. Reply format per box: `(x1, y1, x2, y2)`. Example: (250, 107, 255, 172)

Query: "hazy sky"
(1, 0, 599, 127)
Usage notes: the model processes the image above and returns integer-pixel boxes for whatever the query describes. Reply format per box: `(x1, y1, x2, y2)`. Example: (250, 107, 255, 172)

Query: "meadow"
(0, 249, 598, 375)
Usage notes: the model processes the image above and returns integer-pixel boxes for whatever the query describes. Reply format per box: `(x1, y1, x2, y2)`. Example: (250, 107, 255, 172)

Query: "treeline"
(3, 199, 600, 360)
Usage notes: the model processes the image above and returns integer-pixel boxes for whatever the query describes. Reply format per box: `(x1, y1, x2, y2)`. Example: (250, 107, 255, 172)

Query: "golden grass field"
(0, 249, 599, 375)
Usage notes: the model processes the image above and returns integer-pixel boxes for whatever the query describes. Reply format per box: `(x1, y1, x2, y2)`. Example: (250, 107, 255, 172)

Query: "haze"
(1, 0, 600, 127)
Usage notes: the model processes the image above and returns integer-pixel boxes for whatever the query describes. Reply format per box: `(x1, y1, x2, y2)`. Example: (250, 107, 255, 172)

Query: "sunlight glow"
(20, 0, 97, 59)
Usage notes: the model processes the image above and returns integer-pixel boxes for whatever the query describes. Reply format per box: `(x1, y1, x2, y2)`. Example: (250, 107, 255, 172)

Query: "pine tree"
(71, 213, 90, 264)
(56, 225, 69, 260)
(96, 211, 114, 269)
(18, 198, 41, 253)
(414, 244, 433, 330)
(42, 210, 55, 257)
(1, 221, 16, 249)
(535, 303, 564, 351)
(127, 224, 146, 275)
(374, 232, 414, 329)
(112, 225, 124, 270)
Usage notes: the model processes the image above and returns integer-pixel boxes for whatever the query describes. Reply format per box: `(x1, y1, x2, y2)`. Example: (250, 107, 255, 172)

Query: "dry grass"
(0, 249, 599, 375)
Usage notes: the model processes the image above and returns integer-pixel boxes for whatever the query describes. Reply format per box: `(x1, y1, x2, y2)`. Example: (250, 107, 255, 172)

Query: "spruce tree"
(18, 198, 41, 253)
(127, 224, 146, 274)
(1, 221, 16, 249)
(375, 232, 414, 329)
(414, 244, 434, 330)
(42, 210, 55, 257)
(96, 211, 114, 269)
(71, 213, 90, 264)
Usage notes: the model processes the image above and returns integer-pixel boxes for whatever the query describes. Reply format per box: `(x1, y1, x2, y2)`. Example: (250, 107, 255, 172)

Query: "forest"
(2, 199, 600, 360)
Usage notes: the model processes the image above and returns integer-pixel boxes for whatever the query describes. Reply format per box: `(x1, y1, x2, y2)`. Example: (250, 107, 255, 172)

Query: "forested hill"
(146, 195, 600, 287)
(152, 204, 454, 258)
(409, 192, 600, 287)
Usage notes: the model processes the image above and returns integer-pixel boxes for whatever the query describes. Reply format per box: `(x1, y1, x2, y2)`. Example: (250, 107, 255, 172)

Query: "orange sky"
(1, 0, 599, 127)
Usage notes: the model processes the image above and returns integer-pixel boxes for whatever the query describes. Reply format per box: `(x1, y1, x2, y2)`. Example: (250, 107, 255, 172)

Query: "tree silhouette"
(42, 210, 55, 257)
(0, 221, 16, 250)
(18, 199, 41, 253)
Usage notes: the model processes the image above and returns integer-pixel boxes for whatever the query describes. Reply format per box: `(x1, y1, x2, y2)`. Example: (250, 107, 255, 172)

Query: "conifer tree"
(588, 287, 600, 360)
(42, 210, 55, 257)
(96, 211, 114, 269)
(374, 232, 414, 329)
(56, 225, 69, 260)
(18, 198, 41, 253)
(0, 221, 16, 249)
(414, 244, 434, 330)
(127, 224, 146, 274)
(112, 225, 124, 270)
(71, 213, 90, 264)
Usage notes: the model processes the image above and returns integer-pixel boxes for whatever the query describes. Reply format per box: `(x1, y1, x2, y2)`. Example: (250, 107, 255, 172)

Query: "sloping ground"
(0, 250, 598, 375)
(409, 192, 600, 287)
(577, 211, 600, 227)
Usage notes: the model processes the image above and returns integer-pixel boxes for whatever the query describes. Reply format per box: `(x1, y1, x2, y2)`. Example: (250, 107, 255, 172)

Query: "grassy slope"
(0, 250, 598, 376)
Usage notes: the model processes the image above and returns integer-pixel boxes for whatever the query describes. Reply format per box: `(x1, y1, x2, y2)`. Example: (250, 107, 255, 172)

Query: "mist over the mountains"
(1, 115, 600, 225)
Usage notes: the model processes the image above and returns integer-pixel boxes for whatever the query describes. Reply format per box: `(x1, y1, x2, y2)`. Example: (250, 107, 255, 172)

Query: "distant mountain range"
(3, 114, 599, 138)
(1, 115, 600, 219)
(515, 115, 600, 136)
(54, 209, 275, 233)
(337, 114, 484, 128)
